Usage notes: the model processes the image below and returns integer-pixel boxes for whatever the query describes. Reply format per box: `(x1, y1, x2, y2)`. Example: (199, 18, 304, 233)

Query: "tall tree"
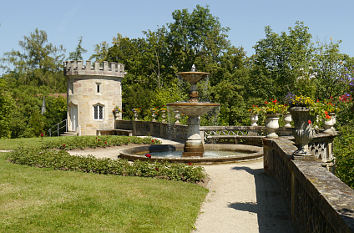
(250, 22, 315, 100)
(0, 28, 66, 91)
(68, 36, 87, 61)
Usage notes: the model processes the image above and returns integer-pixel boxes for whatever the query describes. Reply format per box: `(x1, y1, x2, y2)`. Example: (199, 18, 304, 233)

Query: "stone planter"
(132, 109, 138, 121)
(151, 108, 157, 122)
(324, 113, 336, 134)
(265, 114, 280, 138)
(284, 112, 292, 128)
(161, 110, 166, 123)
(113, 110, 120, 120)
(250, 114, 258, 126)
(174, 110, 181, 124)
(289, 107, 315, 155)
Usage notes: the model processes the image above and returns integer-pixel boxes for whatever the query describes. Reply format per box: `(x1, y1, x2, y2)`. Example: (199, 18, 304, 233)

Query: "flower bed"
(7, 136, 205, 183)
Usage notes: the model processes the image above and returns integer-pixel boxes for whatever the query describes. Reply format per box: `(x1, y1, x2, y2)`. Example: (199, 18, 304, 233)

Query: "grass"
(0, 137, 51, 150)
(0, 152, 208, 232)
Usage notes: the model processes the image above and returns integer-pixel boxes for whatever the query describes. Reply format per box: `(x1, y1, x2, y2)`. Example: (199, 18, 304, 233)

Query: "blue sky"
(0, 0, 353, 63)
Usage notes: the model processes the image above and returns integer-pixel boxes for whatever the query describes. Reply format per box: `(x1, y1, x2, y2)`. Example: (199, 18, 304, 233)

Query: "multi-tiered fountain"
(167, 65, 220, 157)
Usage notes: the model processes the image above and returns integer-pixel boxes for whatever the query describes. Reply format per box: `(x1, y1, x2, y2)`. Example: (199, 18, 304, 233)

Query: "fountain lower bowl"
(119, 144, 263, 164)
(167, 102, 220, 117)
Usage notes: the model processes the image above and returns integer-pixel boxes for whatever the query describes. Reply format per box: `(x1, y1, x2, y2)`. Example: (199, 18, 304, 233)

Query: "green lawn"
(0, 152, 208, 232)
(0, 137, 50, 150)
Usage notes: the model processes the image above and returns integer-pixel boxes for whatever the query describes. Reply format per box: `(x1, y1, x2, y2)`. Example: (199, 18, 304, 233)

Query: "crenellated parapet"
(64, 60, 126, 78)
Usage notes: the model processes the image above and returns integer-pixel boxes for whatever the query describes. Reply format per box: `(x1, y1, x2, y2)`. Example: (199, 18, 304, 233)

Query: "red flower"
(40, 132, 44, 137)
(316, 99, 320, 103)
(325, 114, 331, 119)
(155, 167, 159, 171)
(188, 162, 192, 166)
(308, 120, 312, 124)
(324, 111, 328, 115)
(62, 144, 66, 148)
(272, 99, 277, 104)
(151, 139, 155, 143)
(145, 153, 151, 158)
(252, 105, 255, 107)
(264, 101, 268, 104)
(98, 139, 101, 141)
(104, 141, 107, 145)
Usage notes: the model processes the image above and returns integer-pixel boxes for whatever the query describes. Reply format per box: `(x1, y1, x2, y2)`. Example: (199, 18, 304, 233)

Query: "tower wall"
(64, 61, 126, 135)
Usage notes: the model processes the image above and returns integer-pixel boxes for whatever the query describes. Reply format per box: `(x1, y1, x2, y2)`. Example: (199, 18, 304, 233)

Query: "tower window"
(96, 83, 101, 93)
(93, 104, 104, 120)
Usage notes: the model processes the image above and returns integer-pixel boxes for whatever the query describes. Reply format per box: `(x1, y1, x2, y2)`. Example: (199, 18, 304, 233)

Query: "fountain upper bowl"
(178, 71, 209, 85)
(167, 102, 220, 117)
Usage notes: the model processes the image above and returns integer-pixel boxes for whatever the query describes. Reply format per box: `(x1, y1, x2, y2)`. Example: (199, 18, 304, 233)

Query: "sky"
(0, 0, 353, 66)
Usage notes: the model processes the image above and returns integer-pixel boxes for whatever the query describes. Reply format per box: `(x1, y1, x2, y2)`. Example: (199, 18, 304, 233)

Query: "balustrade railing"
(48, 119, 67, 137)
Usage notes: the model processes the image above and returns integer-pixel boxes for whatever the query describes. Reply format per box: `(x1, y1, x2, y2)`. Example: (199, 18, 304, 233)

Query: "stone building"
(64, 61, 126, 135)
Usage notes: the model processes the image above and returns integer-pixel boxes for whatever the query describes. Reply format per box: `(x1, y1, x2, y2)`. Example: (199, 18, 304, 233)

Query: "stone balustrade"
(263, 137, 354, 233)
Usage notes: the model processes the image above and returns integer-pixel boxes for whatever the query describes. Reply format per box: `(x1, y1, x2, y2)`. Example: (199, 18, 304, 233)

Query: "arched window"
(93, 104, 104, 120)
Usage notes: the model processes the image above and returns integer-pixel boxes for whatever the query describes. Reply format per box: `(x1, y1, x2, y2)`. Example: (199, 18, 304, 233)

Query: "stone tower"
(64, 60, 126, 135)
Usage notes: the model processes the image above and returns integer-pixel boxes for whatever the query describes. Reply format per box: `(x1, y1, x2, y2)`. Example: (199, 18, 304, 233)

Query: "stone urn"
(174, 110, 181, 124)
(289, 107, 315, 155)
(265, 114, 280, 138)
(324, 113, 336, 134)
(151, 108, 157, 122)
(284, 112, 292, 128)
(132, 109, 138, 121)
(250, 114, 258, 126)
(113, 109, 120, 120)
(161, 109, 166, 123)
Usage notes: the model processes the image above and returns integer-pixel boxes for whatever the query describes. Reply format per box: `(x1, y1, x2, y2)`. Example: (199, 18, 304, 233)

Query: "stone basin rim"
(119, 144, 263, 164)
(167, 102, 220, 107)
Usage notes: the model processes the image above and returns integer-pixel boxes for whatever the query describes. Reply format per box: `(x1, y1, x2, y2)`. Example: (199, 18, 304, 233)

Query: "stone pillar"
(183, 116, 204, 157)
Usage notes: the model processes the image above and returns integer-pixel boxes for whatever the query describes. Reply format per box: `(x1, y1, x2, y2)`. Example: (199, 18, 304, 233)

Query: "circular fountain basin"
(119, 144, 263, 164)
(178, 71, 209, 84)
(167, 102, 220, 117)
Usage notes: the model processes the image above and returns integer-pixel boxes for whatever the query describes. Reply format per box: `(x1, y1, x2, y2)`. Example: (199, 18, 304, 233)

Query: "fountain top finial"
(191, 64, 196, 72)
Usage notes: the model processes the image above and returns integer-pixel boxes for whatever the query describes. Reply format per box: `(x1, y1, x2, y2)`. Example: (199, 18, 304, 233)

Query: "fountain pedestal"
(183, 116, 204, 157)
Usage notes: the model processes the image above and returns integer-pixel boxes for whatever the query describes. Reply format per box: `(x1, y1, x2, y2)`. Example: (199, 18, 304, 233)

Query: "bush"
(7, 136, 205, 183)
(334, 124, 354, 188)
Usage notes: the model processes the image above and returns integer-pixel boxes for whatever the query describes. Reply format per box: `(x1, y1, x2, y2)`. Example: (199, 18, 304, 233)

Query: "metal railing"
(48, 119, 67, 137)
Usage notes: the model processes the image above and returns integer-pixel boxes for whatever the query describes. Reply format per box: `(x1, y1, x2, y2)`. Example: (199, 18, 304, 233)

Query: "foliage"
(261, 99, 288, 115)
(7, 136, 205, 183)
(334, 124, 354, 188)
(248, 105, 262, 115)
(68, 36, 87, 61)
(285, 93, 315, 107)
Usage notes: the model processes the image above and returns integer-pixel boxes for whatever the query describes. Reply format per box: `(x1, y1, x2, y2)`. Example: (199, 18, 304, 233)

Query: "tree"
(68, 36, 87, 61)
(166, 5, 230, 73)
(0, 28, 66, 91)
(90, 41, 109, 62)
(250, 22, 315, 100)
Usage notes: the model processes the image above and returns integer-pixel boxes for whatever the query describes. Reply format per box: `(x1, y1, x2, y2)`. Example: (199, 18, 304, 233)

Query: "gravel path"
(193, 159, 295, 233)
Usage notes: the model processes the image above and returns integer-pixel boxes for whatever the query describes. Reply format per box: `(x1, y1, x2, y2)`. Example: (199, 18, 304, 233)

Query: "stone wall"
(263, 137, 354, 233)
(115, 120, 188, 142)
